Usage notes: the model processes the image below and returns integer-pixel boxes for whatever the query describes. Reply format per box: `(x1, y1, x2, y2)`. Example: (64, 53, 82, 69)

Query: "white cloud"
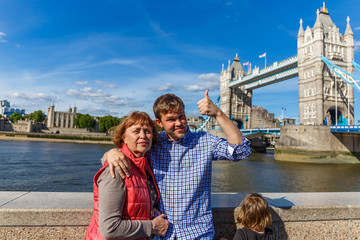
(66, 87, 109, 98)
(196, 73, 219, 81)
(0, 32, 8, 43)
(277, 25, 297, 37)
(74, 81, 89, 85)
(182, 73, 220, 91)
(95, 80, 116, 88)
(354, 40, 360, 52)
(150, 22, 171, 39)
(65, 87, 142, 108)
(93, 96, 143, 108)
(79, 107, 123, 117)
(149, 82, 173, 92)
(354, 27, 360, 31)
(8, 92, 52, 102)
(85, 59, 138, 69)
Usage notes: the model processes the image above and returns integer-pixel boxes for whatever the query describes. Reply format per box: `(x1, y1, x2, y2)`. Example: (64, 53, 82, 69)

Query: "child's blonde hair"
(236, 193, 272, 231)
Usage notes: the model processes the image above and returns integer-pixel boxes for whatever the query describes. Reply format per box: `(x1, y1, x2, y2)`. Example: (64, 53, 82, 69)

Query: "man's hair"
(113, 111, 158, 149)
(153, 93, 185, 119)
(236, 193, 272, 231)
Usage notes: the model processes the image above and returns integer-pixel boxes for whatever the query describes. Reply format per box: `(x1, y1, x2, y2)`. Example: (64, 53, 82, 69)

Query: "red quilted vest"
(85, 144, 159, 240)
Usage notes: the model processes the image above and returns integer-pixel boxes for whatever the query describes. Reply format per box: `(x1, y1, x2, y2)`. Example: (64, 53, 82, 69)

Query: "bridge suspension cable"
(352, 60, 360, 72)
(321, 55, 360, 92)
(190, 95, 220, 133)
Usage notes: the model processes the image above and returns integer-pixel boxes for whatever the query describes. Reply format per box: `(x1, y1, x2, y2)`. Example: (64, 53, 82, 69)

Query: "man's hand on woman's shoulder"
(103, 148, 131, 179)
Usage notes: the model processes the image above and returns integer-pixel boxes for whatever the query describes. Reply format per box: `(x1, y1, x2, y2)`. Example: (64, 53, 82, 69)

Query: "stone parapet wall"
(1, 192, 359, 240)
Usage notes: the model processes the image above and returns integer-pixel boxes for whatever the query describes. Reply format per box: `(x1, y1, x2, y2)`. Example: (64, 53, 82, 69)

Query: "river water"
(1, 140, 359, 192)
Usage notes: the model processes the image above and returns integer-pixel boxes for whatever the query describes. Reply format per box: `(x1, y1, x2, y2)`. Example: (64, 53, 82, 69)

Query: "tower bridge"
(220, 3, 357, 129)
(216, 3, 360, 163)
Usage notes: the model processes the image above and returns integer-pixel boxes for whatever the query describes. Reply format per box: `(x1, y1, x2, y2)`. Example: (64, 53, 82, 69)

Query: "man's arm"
(197, 89, 243, 145)
(102, 148, 131, 179)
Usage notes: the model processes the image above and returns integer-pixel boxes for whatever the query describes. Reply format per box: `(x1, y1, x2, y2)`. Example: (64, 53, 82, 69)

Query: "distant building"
(0, 100, 25, 118)
(47, 103, 77, 128)
(281, 118, 296, 125)
(251, 106, 279, 129)
(187, 115, 204, 129)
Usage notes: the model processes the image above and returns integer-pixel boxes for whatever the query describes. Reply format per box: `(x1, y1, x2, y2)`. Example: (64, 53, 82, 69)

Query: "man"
(103, 90, 251, 239)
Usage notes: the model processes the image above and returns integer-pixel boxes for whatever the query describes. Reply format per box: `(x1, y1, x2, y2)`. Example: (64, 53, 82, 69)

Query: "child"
(233, 193, 275, 240)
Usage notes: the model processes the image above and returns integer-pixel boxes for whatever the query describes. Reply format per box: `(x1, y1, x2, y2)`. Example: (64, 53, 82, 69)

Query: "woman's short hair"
(236, 193, 272, 231)
(153, 93, 185, 119)
(113, 111, 157, 149)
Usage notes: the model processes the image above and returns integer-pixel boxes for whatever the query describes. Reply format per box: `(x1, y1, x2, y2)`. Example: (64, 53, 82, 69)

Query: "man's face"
(156, 108, 188, 142)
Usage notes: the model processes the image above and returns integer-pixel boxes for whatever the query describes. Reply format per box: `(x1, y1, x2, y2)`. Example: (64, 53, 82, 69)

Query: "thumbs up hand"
(197, 89, 219, 117)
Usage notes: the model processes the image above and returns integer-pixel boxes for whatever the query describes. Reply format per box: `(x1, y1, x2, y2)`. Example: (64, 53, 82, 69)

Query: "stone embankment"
(275, 125, 360, 163)
(1, 192, 359, 239)
(0, 133, 113, 145)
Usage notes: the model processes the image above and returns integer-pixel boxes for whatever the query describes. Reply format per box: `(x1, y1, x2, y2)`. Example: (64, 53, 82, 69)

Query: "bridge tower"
(297, 3, 354, 125)
(220, 54, 252, 129)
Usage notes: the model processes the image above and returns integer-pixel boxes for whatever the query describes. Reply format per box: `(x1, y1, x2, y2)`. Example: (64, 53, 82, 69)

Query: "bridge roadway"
(330, 125, 360, 133)
(240, 125, 360, 136)
(241, 128, 280, 136)
(229, 55, 298, 90)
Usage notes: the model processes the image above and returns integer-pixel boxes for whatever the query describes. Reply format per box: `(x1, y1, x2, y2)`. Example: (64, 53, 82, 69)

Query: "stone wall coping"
(1, 191, 360, 210)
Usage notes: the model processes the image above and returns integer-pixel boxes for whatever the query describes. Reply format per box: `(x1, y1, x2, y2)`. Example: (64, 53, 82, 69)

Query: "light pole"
(281, 107, 286, 124)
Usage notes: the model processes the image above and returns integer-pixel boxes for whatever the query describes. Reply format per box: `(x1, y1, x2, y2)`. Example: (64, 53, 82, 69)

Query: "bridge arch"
(326, 108, 346, 126)
(188, 125, 197, 130)
(235, 119, 244, 129)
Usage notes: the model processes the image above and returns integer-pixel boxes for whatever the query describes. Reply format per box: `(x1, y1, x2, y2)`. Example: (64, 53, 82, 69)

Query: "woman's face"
(123, 123, 153, 158)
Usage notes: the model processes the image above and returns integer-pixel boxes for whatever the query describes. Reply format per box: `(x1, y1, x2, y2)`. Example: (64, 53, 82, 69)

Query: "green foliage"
(155, 121, 164, 132)
(29, 110, 45, 122)
(74, 113, 82, 128)
(99, 115, 123, 132)
(74, 113, 96, 130)
(9, 113, 24, 122)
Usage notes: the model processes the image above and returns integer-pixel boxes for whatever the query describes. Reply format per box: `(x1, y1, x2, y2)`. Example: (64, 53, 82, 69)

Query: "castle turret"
(297, 19, 304, 45)
(344, 16, 354, 63)
(220, 54, 252, 129)
(46, 101, 55, 128)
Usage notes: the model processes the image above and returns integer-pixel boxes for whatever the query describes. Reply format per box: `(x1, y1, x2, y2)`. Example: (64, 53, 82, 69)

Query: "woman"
(86, 111, 169, 240)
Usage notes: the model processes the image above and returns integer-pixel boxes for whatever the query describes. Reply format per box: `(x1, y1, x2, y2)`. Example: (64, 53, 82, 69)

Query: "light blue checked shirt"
(148, 128, 251, 240)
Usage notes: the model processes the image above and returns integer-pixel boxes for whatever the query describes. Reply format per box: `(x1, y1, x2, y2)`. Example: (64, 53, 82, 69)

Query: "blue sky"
(0, 0, 359, 123)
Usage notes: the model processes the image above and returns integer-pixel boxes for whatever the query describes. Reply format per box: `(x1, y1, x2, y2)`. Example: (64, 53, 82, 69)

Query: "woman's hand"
(103, 148, 131, 179)
(151, 214, 170, 236)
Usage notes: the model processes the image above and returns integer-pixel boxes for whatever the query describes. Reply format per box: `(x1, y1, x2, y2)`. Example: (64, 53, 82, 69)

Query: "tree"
(29, 110, 45, 122)
(99, 115, 122, 133)
(74, 113, 96, 130)
(74, 113, 83, 128)
(9, 113, 24, 122)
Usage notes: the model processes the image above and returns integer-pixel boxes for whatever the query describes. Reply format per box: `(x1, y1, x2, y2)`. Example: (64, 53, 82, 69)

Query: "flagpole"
(259, 52, 266, 69)
(265, 55, 267, 68)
